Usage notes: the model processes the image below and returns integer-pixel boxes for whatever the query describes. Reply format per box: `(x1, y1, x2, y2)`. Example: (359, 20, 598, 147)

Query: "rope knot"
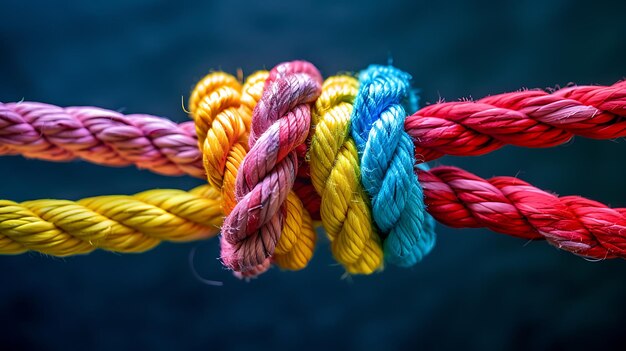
(351, 65, 436, 267)
(309, 75, 384, 274)
(220, 61, 322, 276)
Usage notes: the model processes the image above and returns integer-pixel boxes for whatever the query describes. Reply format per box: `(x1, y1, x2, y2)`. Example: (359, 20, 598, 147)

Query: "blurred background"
(1, 0, 626, 350)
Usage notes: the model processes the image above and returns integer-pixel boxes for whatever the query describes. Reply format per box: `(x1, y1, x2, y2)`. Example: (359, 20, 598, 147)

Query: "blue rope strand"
(351, 64, 436, 267)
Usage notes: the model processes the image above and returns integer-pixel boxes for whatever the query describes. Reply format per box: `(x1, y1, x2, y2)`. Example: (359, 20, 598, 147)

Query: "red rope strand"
(421, 166, 626, 259)
(407, 80, 626, 161)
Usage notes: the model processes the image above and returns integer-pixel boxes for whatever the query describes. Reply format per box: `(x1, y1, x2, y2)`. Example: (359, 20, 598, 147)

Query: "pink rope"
(219, 61, 323, 274)
(0, 101, 204, 177)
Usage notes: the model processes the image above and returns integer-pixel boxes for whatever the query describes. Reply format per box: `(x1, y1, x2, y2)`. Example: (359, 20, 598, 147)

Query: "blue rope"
(351, 64, 436, 267)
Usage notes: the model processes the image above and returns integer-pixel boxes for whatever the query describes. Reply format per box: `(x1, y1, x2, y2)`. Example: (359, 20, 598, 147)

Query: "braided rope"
(4, 164, 625, 261)
(190, 69, 316, 277)
(189, 72, 246, 211)
(309, 75, 383, 274)
(0, 185, 222, 256)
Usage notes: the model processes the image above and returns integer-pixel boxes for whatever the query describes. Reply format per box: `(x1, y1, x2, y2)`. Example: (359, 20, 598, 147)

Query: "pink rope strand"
(0, 102, 204, 177)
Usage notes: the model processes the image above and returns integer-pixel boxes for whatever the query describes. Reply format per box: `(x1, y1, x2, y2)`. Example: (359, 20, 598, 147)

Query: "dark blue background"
(1, 0, 626, 350)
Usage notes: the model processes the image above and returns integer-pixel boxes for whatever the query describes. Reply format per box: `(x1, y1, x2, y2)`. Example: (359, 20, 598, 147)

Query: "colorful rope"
(2, 60, 626, 278)
(4, 81, 625, 178)
(419, 166, 626, 258)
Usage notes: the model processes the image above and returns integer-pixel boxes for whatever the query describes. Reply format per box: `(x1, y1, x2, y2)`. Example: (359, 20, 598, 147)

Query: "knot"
(220, 61, 322, 275)
(351, 65, 436, 267)
(309, 75, 383, 274)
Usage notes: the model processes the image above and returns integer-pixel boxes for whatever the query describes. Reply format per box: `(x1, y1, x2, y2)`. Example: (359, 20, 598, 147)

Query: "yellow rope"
(0, 185, 222, 256)
(189, 72, 245, 212)
(189, 70, 316, 271)
(309, 75, 383, 274)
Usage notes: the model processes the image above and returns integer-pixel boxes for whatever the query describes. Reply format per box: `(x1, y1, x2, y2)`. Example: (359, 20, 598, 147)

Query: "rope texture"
(5, 165, 626, 261)
(0, 185, 222, 256)
(407, 81, 626, 161)
(420, 166, 626, 259)
(0, 102, 203, 177)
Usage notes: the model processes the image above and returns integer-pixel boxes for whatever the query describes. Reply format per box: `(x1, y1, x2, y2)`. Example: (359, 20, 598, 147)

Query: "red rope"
(421, 166, 626, 259)
(407, 80, 626, 161)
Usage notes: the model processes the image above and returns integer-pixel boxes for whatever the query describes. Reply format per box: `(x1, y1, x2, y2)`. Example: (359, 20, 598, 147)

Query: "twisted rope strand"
(420, 166, 626, 259)
(406, 80, 626, 161)
(309, 75, 383, 274)
(0, 101, 204, 177)
(0, 185, 222, 256)
(220, 61, 322, 274)
(189, 72, 246, 213)
(351, 65, 435, 267)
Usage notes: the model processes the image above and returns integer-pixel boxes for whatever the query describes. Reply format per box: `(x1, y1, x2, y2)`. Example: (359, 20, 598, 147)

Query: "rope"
(2, 60, 626, 276)
(4, 164, 625, 261)
(420, 166, 626, 259)
(351, 65, 436, 267)
(407, 80, 626, 161)
(0, 185, 222, 256)
(309, 75, 383, 274)
(3, 82, 625, 178)
(0, 102, 203, 177)
(189, 69, 316, 277)
(219, 61, 322, 275)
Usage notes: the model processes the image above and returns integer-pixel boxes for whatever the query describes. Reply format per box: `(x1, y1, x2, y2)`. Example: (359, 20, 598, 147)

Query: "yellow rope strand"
(189, 72, 245, 212)
(309, 75, 383, 274)
(0, 185, 222, 256)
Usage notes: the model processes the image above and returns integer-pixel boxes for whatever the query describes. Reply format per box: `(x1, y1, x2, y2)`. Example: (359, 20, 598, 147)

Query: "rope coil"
(2, 60, 626, 278)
